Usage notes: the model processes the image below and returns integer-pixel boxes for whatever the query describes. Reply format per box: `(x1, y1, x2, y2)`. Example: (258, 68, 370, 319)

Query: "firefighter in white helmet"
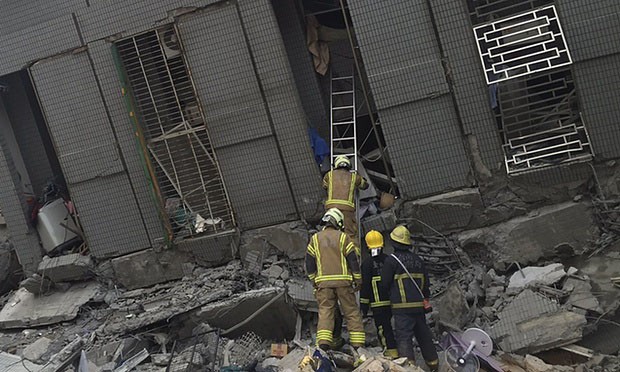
(322, 155, 368, 246)
(305, 208, 365, 350)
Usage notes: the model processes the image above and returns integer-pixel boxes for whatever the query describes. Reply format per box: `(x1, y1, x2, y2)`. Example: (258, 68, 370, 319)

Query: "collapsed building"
(0, 0, 619, 371)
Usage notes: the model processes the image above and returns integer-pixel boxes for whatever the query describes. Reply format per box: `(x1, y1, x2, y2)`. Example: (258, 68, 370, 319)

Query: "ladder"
(330, 74, 358, 171)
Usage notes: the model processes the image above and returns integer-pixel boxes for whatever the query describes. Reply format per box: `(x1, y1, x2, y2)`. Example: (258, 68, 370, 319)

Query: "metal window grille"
(115, 26, 235, 238)
(474, 5, 572, 84)
(468, 1, 593, 173)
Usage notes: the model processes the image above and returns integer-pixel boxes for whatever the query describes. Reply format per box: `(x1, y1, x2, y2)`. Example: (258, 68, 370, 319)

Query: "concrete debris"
(507, 263, 566, 294)
(39, 336, 84, 372)
(353, 356, 424, 371)
(113, 348, 149, 372)
(21, 337, 52, 363)
(563, 277, 602, 313)
(489, 290, 586, 354)
(0, 351, 42, 372)
(524, 354, 573, 372)
(110, 249, 191, 290)
(437, 282, 470, 330)
(399, 188, 484, 234)
(0, 281, 101, 329)
(241, 222, 309, 262)
(194, 287, 296, 340)
(37, 254, 93, 283)
(19, 274, 53, 295)
(458, 202, 596, 268)
(360, 209, 397, 234)
(277, 348, 305, 371)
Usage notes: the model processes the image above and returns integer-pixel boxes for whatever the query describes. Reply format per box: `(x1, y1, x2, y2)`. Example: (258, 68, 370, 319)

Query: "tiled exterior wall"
(347, 0, 472, 198)
(0, 0, 618, 263)
(30, 52, 151, 258)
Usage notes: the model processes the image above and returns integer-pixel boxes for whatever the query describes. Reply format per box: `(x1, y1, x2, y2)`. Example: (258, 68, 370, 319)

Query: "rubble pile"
(0, 197, 618, 371)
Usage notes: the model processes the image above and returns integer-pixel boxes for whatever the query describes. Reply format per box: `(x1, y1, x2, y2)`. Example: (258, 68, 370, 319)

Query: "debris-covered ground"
(1, 191, 620, 371)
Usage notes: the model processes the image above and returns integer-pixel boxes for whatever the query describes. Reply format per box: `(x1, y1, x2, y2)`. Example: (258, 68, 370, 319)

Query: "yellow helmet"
(321, 208, 345, 230)
(334, 155, 352, 169)
(365, 230, 384, 249)
(390, 225, 411, 245)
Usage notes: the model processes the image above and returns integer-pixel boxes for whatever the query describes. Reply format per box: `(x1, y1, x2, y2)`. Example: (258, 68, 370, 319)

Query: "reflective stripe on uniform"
(392, 301, 424, 309)
(317, 329, 333, 343)
(371, 301, 391, 308)
(315, 274, 353, 283)
(349, 331, 365, 345)
(339, 234, 348, 276)
(325, 172, 356, 208)
(394, 272, 425, 289)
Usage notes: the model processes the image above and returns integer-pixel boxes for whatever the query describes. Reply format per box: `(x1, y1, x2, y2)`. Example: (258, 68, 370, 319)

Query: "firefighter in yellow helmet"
(380, 225, 439, 371)
(322, 155, 368, 245)
(360, 230, 398, 359)
(305, 208, 365, 350)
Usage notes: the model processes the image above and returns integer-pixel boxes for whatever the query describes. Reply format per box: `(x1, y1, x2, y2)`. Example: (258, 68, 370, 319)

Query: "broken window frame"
(113, 25, 236, 242)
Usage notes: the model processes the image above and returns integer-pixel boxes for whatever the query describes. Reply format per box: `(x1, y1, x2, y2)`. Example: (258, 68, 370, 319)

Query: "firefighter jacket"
(322, 169, 368, 211)
(360, 253, 391, 315)
(380, 243, 431, 314)
(305, 227, 362, 288)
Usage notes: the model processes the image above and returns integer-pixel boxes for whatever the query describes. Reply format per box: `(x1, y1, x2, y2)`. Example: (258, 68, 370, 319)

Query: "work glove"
(423, 298, 433, 314)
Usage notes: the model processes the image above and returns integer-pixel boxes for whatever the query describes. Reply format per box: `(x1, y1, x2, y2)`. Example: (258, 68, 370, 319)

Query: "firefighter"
(305, 208, 366, 350)
(380, 225, 439, 371)
(322, 155, 368, 245)
(360, 230, 398, 359)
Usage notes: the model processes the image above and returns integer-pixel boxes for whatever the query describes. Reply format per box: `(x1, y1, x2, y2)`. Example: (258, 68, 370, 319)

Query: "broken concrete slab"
(277, 348, 305, 371)
(240, 222, 309, 262)
(507, 263, 566, 294)
(489, 290, 586, 354)
(0, 351, 42, 371)
(437, 282, 471, 329)
(458, 202, 595, 267)
(194, 288, 296, 340)
(176, 230, 238, 268)
(524, 354, 574, 372)
(111, 249, 191, 290)
(22, 337, 52, 363)
(287, 279, 317, 312)
(360, 209, 397, 234)
(0, 281, 100, 329)
(38, 254, 93, 283)
(399, 189, 484, 233)
(563, 277, 602, 313)
(566, 254, 620, 314)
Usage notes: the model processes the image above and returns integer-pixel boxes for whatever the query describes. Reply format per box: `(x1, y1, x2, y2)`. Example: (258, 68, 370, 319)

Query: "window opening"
(468, 1, 593, 173)
(115, 25, 235, 239)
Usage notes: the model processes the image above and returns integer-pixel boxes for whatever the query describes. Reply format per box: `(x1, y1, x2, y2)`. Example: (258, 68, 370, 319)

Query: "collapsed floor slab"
(0, 281, 100, 329)
(489, 289, 586, 354)
(193, 287, 296, 340)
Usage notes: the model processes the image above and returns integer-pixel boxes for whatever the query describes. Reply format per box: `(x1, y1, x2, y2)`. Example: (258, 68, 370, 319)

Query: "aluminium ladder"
(330, 73, 363, 248)
(330, 74, 358, 171)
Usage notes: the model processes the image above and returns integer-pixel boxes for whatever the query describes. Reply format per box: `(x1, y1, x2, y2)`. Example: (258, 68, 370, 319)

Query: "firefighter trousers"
(315, 286, 365, 348)
(393, 312, 438, 369)
(373, 307, 398, 357)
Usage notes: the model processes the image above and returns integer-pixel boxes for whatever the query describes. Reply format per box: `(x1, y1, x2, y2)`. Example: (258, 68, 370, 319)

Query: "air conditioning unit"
(159, 28, 181, 60)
